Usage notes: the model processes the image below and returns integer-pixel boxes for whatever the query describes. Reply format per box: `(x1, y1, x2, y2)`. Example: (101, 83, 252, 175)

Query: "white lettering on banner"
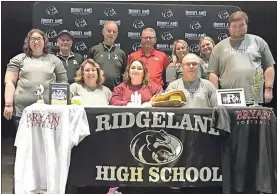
(99, 20, 121, 26)
(156, 44, 173, 52)
(213, 22, 228, 29)
(41, 18, 63, 26)
(94, 112, 219, 136)
(128, 32, 141, 39)
(49, 42, 59, 49)
(185, 10, 206, 17)
(70, 31, 92, 38)
(70, 8, 92, 15)
(157, 21, 178, 28)
(95, 166, 222, 182)
(185, 33, 206, 40)
(128, 9, 150, 16)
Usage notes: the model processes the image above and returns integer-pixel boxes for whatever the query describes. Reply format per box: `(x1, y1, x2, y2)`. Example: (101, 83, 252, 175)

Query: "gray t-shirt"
(70, 82, 112, 106)
(166, 78, 218, 108)
(208, 34, 275, 102)
(166, 62, 202, 86)
(200, 57, 209, 80)
(6, 53, 68, 117)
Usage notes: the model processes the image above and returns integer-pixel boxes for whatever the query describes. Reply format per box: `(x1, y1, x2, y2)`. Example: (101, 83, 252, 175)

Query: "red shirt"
(110, 81, 163, 106)
(127, 48, 170, 86)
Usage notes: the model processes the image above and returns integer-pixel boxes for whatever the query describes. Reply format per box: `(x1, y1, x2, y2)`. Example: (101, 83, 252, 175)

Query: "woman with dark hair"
(70, 59, 112, 106)
(110, 59, 162, 106)
(3, 29, 67, 128)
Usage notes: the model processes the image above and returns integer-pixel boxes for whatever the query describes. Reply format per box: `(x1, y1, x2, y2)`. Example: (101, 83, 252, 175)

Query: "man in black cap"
(56, 30, 84, 84)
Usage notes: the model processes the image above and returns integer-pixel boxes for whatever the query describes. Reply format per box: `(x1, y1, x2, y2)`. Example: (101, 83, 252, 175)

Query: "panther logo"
(218, 10, 229, 19)
(189, 44, 200, 53)
(75, 41, 87, 51)
(190, 21, 201, 30)
(161, 9, 173, 18)
(104, 8, 116, 16)
(75, 18, 87, 27)
(133, 20, 145, 29)
(130, 130, 183, 165)
(132, 42, 142, 51)
(161, 32, 173, 41)
(45, 29, 57, 39)
(45, 6, 58, 15)
(217, 33, 229, 41)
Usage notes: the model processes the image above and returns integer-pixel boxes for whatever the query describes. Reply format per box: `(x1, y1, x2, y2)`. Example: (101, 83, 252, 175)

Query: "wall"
(1, 1, 276, 138)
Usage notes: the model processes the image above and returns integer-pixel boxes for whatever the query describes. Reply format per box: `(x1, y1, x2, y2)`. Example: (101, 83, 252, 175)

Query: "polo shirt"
(127, 48, 170, 86)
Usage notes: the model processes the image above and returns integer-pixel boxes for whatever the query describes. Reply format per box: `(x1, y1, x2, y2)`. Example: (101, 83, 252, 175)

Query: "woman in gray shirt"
(3, 29, 68, 129)
(199, 36, 215, 79)
(165, 39, 189, 86)
(70, 59, 112, 106)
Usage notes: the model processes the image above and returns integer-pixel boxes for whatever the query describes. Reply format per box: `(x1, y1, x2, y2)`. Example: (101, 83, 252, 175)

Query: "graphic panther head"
(130, 129, 183, 165)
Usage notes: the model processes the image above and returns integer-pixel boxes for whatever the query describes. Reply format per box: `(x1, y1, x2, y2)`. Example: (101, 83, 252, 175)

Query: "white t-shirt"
(14, 104, 90, 194)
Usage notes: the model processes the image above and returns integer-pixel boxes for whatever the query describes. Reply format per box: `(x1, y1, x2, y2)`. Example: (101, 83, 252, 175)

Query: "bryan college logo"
(130, 130, 183, 165)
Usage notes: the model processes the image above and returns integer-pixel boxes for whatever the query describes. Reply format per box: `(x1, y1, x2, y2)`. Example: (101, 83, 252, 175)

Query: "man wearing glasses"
(166, 53, 217, 108)
(128, 28, 170, 88)
(208, 11, 275, 104)
(56, 30, 84, 84)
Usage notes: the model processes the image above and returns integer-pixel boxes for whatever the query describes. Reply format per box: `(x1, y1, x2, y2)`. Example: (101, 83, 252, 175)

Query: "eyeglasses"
(183, 62, 199, 67)
(141, 37, 156, 41)
(30, 37, 43, 43)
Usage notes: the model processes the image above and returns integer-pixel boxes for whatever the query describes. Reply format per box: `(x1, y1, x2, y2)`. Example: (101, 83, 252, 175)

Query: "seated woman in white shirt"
(70, 59, 112, 106)
(166, 53, 217, 108)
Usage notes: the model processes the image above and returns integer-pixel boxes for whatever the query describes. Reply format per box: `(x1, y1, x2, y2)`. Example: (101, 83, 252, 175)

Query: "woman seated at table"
(110, 59, 163, 106)
(70, 59, 112, 106)
(166, 53, 217, 108)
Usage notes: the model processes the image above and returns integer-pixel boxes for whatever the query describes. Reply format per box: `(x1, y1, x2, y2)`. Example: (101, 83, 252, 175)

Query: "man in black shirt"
(56, 30, 84, 84)
(87, 21, 126, 91)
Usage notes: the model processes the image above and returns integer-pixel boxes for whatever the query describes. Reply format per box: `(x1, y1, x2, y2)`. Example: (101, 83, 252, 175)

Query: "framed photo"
(216, 88, 246, 107)
(49, 83, 70, 105)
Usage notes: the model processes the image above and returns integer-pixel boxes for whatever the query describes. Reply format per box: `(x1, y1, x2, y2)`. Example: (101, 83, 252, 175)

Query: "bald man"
(166, 53, 217, 108)
(88, 21, 126, 91)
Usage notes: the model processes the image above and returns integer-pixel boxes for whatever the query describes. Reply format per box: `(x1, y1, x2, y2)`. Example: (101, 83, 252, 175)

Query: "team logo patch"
(130, 130, 183, 165)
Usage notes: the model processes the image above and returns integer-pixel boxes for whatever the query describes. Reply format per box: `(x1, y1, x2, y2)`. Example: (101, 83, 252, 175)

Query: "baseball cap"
(57, 30, 73, 39)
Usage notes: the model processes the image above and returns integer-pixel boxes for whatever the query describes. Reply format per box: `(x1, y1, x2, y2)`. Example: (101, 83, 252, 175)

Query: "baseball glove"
(151, 90, 186, 107)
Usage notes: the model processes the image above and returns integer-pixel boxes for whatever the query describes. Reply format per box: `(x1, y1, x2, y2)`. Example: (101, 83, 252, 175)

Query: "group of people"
(3, 10, 275, 128)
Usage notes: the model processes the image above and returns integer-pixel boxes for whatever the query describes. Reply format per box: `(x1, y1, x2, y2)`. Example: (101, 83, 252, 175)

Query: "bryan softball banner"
(67, 107, 231, 187)
(33, 2, 240, 60)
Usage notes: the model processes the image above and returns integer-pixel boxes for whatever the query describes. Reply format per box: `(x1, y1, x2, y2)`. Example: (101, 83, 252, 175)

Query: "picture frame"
(216, 88, 246, 107)
(49, 83, 70, 105)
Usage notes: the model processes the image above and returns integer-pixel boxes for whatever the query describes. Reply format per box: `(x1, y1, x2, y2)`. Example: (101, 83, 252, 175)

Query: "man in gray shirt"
(166, 53, 217, 108)
(88, 21, 126, 91)
(208, 11, 275, 103)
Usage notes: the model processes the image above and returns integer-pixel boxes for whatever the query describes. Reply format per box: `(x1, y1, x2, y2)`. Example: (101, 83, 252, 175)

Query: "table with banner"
(66, 106, 276, 194)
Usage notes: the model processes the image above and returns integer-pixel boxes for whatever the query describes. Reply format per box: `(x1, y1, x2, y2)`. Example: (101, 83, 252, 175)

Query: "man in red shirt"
(127, 28, 170, 88)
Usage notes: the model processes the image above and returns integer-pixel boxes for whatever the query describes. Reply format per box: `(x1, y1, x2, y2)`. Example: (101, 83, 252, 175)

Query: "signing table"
(66, 106, 276, 194)
(15, 104, 276, 194)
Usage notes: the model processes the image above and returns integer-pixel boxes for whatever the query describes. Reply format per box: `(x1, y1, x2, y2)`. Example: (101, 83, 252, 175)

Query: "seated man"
(166, 53, 217, 108)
